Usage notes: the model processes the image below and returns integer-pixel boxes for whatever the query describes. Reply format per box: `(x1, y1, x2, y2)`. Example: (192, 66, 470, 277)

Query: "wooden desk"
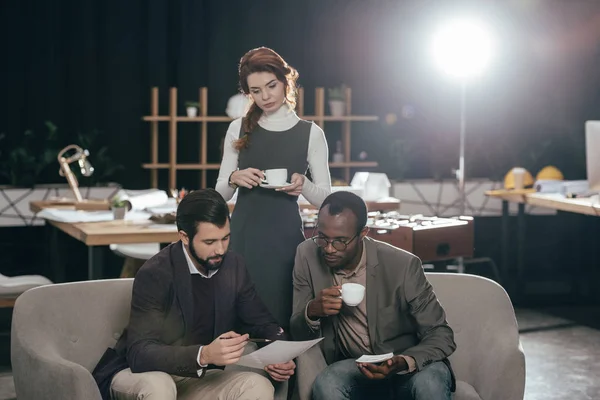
(44, 219, 178, 246)
(31, 201, 180, 281)
(30, 198, 400, 282)
(485, 189, 600, 301)
(0, 298, 16, 308)
(486, 190, 600, 216)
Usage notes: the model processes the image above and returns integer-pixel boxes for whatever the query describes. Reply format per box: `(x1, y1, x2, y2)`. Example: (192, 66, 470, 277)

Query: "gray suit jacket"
(291, 236, 456, 372)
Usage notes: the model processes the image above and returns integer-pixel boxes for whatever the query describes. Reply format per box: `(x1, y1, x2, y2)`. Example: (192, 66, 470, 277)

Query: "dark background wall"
(2, 0, 600, 188)
(1, 0, 600, 304)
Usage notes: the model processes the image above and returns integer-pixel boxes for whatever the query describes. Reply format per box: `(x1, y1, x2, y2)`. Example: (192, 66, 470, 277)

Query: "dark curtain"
(1, 0, 600, 190)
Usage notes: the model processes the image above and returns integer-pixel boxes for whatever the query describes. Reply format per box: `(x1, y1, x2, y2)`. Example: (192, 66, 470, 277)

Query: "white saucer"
(260, 182, 290, 189)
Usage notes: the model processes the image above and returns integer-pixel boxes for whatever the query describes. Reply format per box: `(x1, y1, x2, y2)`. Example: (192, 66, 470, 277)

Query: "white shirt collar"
(181, 242, 219, 278)
(260, 103, 295, 122)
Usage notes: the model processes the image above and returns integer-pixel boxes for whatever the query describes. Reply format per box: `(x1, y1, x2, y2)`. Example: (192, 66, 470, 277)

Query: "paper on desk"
(37, 209, 114, 223)
(37, 208, 151, 223)
(236, 338, 323, 369)
(355, 353, 394, 364)
(115, 189, 170, 211)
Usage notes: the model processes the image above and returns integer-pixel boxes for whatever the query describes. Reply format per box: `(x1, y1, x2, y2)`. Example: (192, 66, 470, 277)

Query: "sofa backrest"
(12, 278, 134, 372)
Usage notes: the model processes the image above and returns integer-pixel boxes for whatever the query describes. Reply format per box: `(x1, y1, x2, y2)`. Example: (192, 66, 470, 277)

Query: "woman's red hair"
(234, 47, 299, 150)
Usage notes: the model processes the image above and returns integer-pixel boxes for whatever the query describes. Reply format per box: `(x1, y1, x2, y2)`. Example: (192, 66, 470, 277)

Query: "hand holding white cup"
(263, 168, 288, 186)
(340, 283, 365, 306)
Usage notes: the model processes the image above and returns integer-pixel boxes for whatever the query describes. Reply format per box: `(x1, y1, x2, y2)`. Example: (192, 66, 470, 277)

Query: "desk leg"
(501, 200, 509, 285)
(88, 246, 104, 280)
(516, 203, 526, 301)
(47, 224, 66, 283)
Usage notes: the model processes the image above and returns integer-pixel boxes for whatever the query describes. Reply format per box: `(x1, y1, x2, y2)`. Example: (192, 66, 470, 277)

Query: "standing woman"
(216, 47, 331, 328)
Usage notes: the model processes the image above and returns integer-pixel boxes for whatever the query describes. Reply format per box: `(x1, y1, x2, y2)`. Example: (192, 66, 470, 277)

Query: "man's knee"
(311, 361, 352, 400)
(311, 371, 331, 399)
(111, 369, 177, 400)
(410, 362, 452, 399)
(137, 372, 177, 399)
(234, 372, 274, 398)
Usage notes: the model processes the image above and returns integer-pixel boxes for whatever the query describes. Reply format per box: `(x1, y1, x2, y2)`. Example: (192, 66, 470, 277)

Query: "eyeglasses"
(311, 232, 359, 251)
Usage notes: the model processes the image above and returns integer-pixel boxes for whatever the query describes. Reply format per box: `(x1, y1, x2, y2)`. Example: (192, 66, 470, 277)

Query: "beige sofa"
(10, 278, 288, 400)
(11, 273, 524, 400)
(295, 273, 526, 400)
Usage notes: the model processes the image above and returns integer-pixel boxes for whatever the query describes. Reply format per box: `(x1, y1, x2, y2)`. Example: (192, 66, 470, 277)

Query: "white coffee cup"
(512, 167, 526, 190)
(264, 168, 287, 186)
(340, 283, 365, 306)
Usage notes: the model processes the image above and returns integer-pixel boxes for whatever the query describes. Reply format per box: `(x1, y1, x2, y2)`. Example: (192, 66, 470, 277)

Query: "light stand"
(432, 18, 493, 217)
(432, 18, 494, 273)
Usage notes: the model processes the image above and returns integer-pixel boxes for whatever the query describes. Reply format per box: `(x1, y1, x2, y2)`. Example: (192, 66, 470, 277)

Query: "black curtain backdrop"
(2, 0, 600, 190)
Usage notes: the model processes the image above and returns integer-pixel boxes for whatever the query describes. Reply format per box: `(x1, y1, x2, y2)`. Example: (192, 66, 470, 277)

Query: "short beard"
(189, 241, 223, 271)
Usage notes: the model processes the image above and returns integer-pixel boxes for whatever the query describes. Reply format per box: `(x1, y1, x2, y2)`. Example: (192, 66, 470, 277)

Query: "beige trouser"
(110, 368, 275, 400)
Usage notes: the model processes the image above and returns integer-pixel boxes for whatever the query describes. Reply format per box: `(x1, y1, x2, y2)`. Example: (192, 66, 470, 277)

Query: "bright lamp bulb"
(432, 19, 493, 79)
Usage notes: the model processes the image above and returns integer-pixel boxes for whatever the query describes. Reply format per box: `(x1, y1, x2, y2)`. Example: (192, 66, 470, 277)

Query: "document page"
(236, 338, 324, 369)
(355, 353, 394, 363)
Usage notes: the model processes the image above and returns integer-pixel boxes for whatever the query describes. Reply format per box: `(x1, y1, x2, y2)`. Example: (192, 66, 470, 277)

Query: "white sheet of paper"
(37, 209, 114, 223)
(36, 208, 151, 223)
(235, 338, 323, 369)
(355, 353, 394, 364)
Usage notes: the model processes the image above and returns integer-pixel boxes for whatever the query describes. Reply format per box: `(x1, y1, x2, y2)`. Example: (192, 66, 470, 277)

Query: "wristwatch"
(228, 170, 238, 189)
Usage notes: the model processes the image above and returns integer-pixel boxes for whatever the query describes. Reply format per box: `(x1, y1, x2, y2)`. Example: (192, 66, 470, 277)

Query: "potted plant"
(327, 85, 346, 117)
(111, 194, 129, 220)
(0, 121, 60, 188)
(185, 101, 200, 117)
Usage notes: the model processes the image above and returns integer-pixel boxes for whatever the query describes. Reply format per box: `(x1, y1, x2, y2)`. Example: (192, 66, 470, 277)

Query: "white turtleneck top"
(215, 105, 331, 207)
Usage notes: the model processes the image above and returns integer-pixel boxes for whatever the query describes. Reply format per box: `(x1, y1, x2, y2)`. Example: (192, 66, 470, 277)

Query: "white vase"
(332, 153, 344, 163)
(112, 207, 127, 220)
(186, 107, 198, 117)
(329, 100, 345, 117)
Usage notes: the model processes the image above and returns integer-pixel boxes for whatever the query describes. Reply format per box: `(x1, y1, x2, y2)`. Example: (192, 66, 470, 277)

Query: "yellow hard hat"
(504, 167, 535, 189)
(536, 165, 564, 181)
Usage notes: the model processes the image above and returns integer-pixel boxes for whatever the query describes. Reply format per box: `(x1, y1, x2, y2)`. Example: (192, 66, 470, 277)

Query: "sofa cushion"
(454, 380, 482, 400)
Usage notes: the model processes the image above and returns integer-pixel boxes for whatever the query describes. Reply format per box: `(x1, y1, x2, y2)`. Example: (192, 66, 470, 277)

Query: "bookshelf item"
(298, 87, 379, 183)
(142, 86, 379, 188)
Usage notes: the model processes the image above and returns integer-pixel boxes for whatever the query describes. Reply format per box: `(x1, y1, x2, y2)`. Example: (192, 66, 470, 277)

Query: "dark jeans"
(312, 359, 452, 400)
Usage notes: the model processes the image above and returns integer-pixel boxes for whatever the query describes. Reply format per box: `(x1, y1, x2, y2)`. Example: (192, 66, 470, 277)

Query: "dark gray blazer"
(291, 237, 456, 373)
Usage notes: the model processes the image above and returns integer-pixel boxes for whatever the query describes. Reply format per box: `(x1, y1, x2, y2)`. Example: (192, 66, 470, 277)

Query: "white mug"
(340, 283, 365, 306)
(264, 168, 287, 185)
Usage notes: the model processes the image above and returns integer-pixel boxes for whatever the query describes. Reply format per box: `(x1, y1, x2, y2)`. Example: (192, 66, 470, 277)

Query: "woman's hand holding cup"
(230, 168, 265, 189)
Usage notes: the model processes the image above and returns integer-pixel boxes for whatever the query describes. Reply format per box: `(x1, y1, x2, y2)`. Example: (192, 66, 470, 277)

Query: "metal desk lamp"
(57, 144, 108, 210)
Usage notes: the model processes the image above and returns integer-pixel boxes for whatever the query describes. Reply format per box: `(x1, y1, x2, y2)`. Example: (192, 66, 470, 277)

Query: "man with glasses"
(291, 191, 456, 400)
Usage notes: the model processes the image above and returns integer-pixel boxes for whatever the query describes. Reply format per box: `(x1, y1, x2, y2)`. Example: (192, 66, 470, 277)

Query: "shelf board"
(143, 116, 378, 122)
(329, 162, 378, 168)
(302, 115, 379, 122)
(142, 116, 171, 122)
(176, 116, 233, 122)
(142, 162, 376, 170)
(142, 163, 221, 170)
(143, 162, 377, 170)
(177, 163, 222, 170)
(143, 116, 233, 122)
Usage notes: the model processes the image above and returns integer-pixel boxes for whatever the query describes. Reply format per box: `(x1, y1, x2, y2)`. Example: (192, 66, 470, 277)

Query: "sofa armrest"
(12, 342, 102, 400)
(296, 345, 328, 400)
(470, 340, 526, 400)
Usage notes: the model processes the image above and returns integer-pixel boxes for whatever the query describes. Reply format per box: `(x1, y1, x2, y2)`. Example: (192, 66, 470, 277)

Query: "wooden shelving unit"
(142, 86, 379, 189)
(297, 87, 379, 183)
